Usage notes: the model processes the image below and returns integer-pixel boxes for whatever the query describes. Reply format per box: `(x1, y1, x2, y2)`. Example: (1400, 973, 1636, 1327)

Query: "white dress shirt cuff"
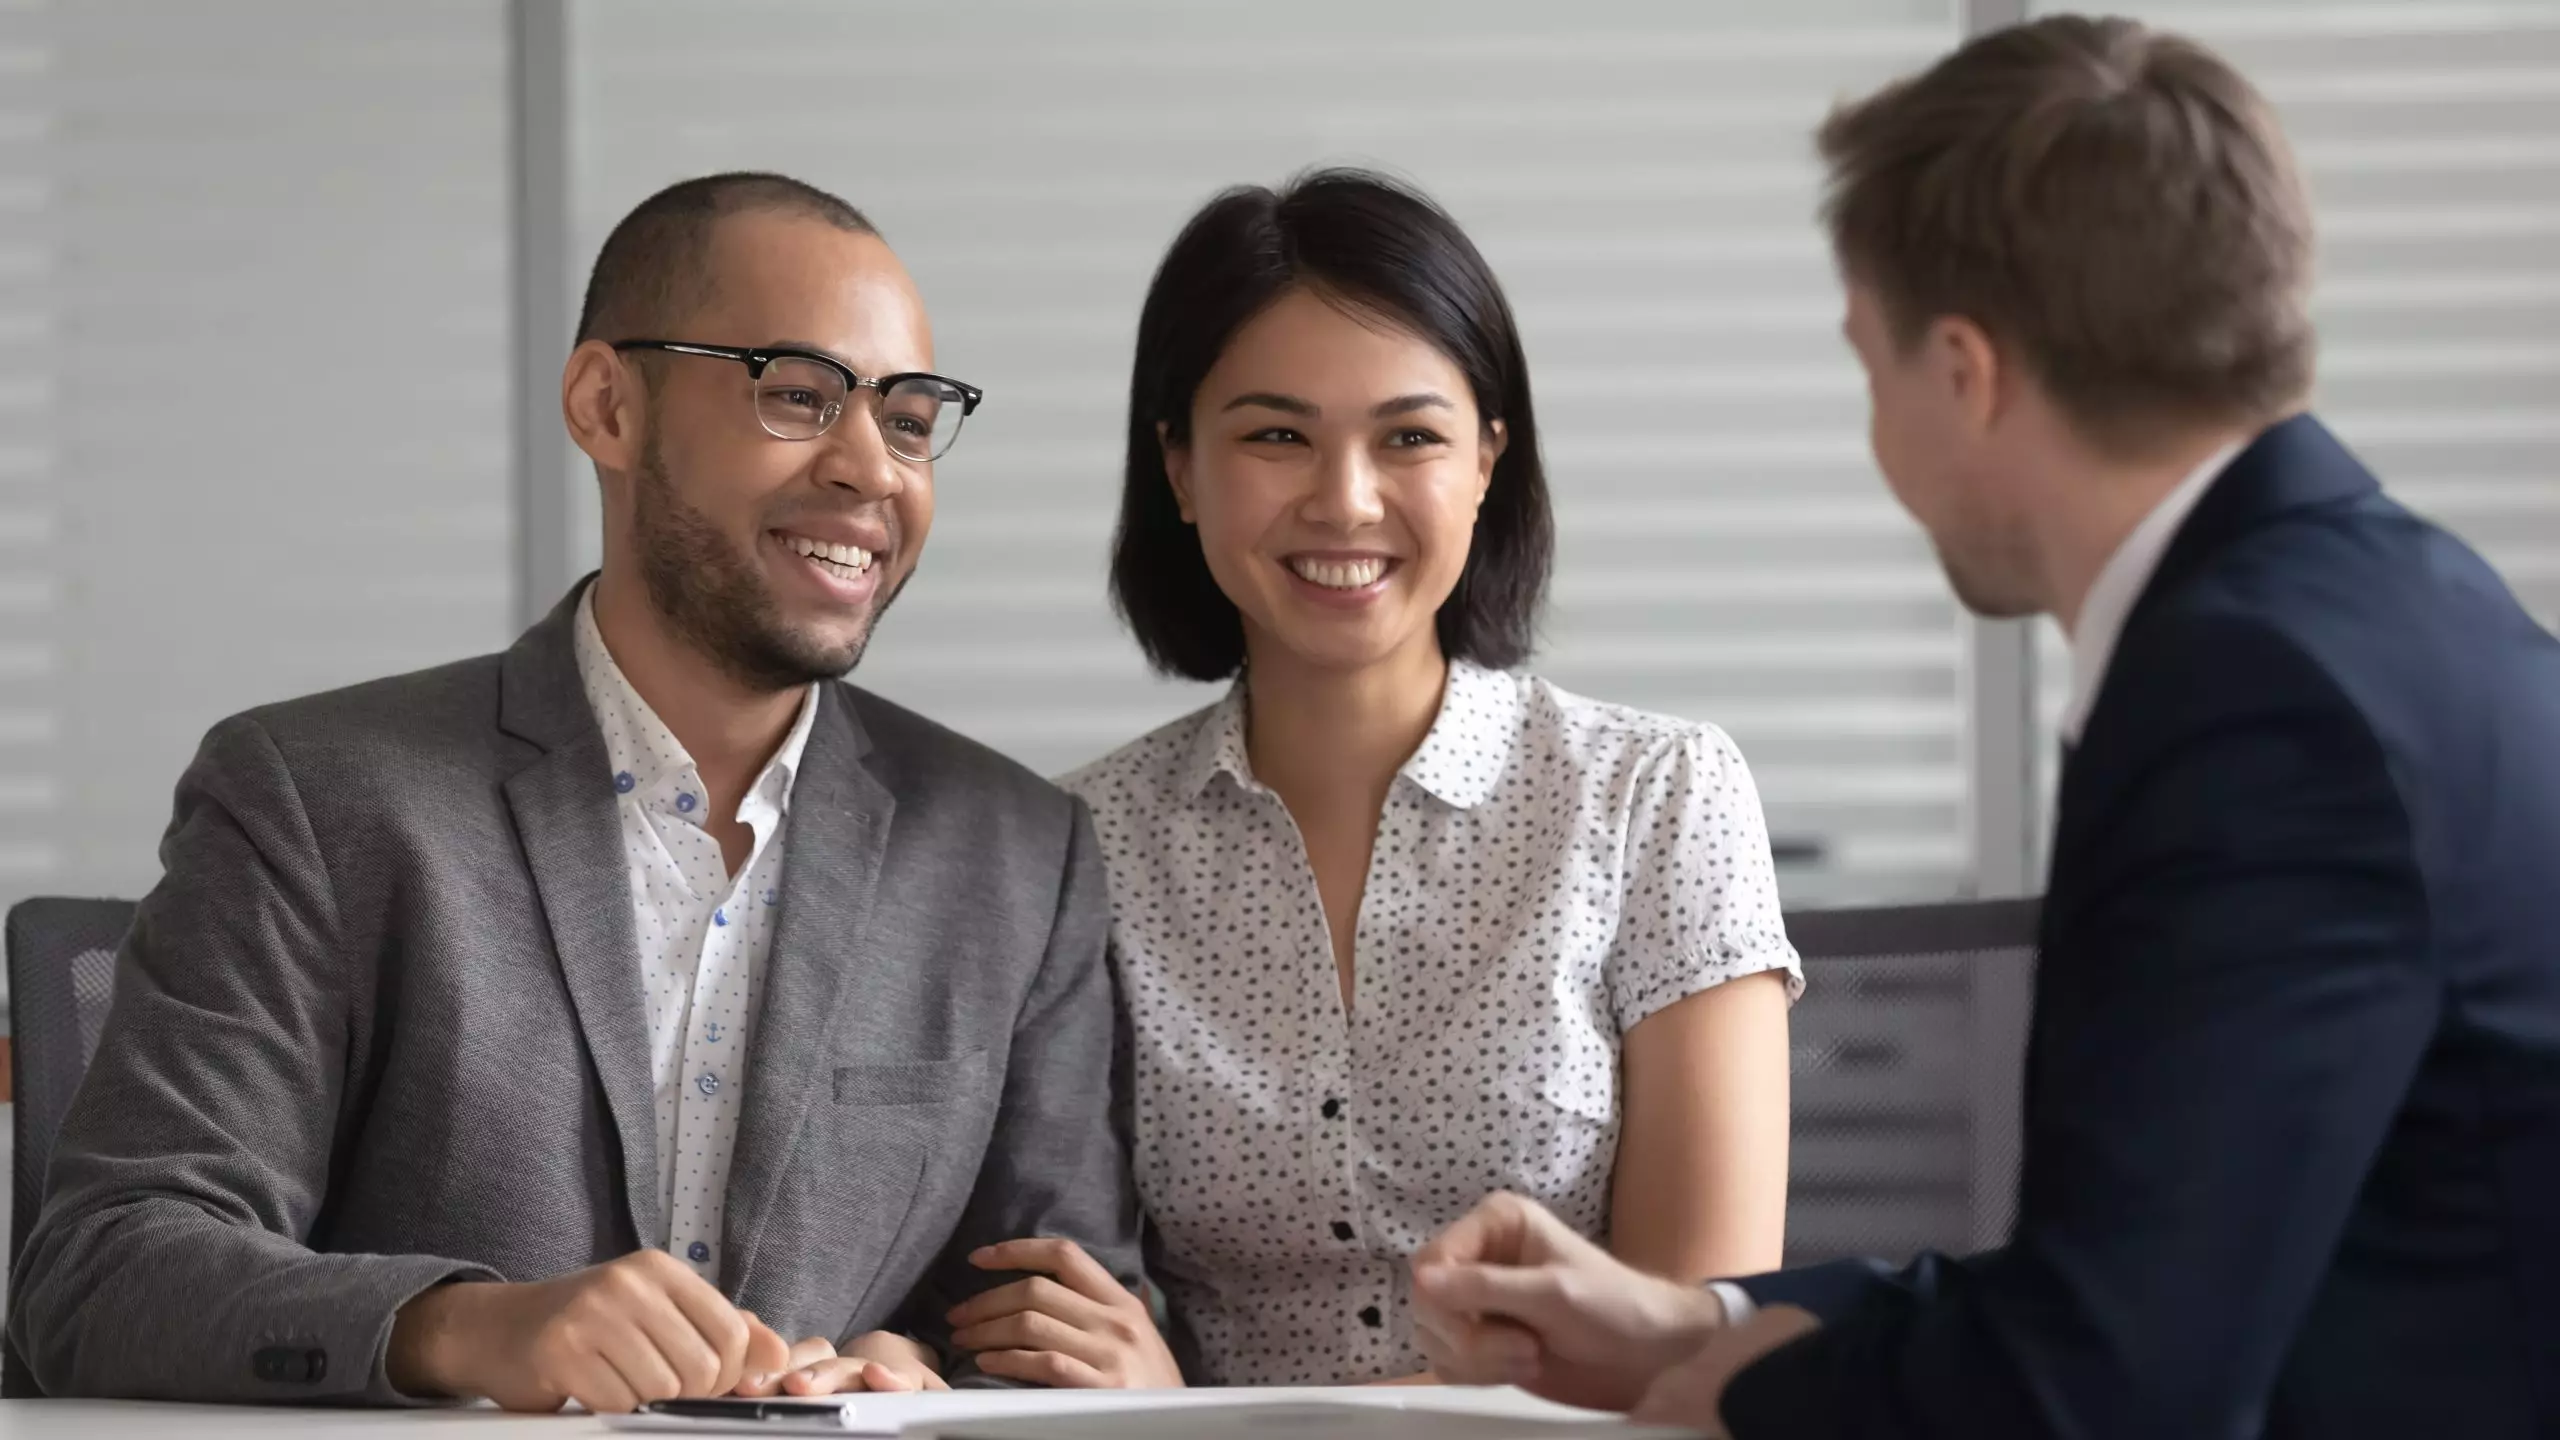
(1708, 1280, 1758, 1327)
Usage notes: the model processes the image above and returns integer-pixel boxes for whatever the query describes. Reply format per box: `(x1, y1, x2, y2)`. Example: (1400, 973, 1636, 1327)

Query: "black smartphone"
(616, 1395, 862, 1433)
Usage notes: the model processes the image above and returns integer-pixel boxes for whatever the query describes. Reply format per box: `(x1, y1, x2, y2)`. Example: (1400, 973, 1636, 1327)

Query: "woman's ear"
(1476, 417, 1508, 507)
(1159, 420, 1198, 524)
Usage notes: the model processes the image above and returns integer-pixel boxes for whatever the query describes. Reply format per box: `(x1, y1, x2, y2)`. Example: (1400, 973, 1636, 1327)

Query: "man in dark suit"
(10, 173, 1141, 1410)
(1410, 17, 2560, 1439)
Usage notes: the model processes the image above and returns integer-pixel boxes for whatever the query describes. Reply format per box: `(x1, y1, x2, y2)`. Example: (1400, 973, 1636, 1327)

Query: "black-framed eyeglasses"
(612, 340, 984, 463)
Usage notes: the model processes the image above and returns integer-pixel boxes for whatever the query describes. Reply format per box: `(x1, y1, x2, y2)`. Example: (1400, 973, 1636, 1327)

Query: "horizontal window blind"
(569, 0, 1968, 904)
(0, 0, 54, 907)
(8, 1, 515, 913)
(2030, 2, 2560, 857)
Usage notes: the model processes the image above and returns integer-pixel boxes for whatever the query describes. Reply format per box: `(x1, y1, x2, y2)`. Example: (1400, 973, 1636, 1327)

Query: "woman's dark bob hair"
(1110, 167, 1554, 681)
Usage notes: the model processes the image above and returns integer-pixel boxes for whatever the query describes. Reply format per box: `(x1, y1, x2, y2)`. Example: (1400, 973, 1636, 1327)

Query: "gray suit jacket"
(8, 584, 1141, 1402)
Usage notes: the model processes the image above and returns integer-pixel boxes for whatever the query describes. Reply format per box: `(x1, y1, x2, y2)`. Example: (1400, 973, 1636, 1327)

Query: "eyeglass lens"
(751, 355, 968, 461)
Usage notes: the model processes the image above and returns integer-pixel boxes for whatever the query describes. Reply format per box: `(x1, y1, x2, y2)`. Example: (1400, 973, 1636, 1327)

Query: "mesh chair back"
(4, 896, 138, 1397)
(1782, 900, 2040, 1267)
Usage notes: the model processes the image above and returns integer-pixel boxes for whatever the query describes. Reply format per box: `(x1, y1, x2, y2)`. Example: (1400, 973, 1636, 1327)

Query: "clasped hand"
(945, 1237, 1184, 1388)
(757, 1234, 1181, 1392)
(388, 1249, 940, 1413)
(1410, 1192, 1818, 1437)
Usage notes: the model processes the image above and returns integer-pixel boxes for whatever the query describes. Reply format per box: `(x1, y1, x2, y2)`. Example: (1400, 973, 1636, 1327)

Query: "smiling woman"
(1161, 288, 1506, 680)
(935, 169, 1805, 1391)
(1110, 170, 1549, 683)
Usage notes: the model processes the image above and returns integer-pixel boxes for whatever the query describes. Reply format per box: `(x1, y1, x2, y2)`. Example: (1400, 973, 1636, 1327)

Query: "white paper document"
(601, 1386, 1627, 1438)
(881, 1386, 1613, 1435)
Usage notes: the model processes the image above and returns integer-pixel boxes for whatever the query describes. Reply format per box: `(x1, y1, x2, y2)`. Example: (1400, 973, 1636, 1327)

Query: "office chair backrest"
(4, 895, 138, 1397)
(1781, 899, 2040, 1267)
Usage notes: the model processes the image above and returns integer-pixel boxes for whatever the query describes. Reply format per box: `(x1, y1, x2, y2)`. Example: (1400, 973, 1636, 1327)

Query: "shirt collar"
(1397, 659, 1516, 809)
(573, 586, 822, 813)
(1174, 658, 1517, 811)
(1174, 684, 1254, 803)
(2061, 439, 2247, 745)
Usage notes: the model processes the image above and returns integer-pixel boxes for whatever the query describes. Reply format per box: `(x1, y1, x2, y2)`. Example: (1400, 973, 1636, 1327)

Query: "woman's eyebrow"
(1221, 391, 1318, 416)
(1373, 392, 1456, 417)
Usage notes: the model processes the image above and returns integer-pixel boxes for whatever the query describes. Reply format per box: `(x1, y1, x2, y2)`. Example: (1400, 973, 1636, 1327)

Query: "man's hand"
(948, 1238, 1184, 1388)
(387, 1250, 792, 1413)
(1632, 1305, 1822, 1438)
(733, 1331, 950, 1397)
(1411, 1192, 1724, 1412)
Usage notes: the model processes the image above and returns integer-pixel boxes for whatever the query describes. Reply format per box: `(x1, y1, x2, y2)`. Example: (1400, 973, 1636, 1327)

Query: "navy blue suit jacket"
(1722, 416, 2560, 1439)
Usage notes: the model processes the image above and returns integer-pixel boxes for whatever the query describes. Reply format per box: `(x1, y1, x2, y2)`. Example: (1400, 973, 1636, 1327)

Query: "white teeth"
(1289, 556, 1389, 590)
(785, 533, 872, 575)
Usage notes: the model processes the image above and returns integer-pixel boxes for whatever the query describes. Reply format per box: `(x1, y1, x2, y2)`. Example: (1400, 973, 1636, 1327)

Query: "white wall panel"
(0, 0, 56, 904)
(3, 1, 514, 912)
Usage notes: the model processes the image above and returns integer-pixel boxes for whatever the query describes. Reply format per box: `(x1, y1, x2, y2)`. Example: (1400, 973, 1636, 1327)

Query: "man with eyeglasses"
(10, 173, 1141, 1413)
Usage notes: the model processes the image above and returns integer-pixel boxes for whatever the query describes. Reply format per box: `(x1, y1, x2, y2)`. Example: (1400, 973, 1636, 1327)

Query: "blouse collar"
(1176, 658, 1518, 811)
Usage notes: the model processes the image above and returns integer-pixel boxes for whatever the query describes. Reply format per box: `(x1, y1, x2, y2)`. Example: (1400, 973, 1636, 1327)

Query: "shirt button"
(613, 771, 636, 794)
(675, 791, 698, 814)
(687, 1241, 711, 1263)
(251, 1345, 328, 1384)
(1359, 1305, 1384, 1329)
(1321, 1098, 1342, 1120)
(696, 1072, 721, 1097)
(1332, 1221, 1355, 1242)
(714, 908, 728, 926)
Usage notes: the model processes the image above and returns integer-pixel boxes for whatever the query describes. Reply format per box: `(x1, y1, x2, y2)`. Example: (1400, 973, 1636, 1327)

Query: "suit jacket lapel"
(725, 684, 895, 1302)
(498, 580, 663, 1249)
(2053, 413, 2381, 878)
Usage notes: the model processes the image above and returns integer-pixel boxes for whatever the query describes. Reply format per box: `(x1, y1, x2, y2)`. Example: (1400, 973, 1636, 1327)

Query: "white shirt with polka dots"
(573, 588, 820, 1281)
(1059, 659, 1802, 1386)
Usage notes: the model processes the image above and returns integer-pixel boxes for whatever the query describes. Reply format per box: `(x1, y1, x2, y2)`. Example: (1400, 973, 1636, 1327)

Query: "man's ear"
(1159, 420, 1197, 524)
(563, 339, 647, 474)
(1930, 316, 2007, 442)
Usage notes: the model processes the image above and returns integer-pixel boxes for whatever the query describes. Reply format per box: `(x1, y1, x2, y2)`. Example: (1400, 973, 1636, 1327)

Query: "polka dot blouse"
(1058, 660, 1803, 1386)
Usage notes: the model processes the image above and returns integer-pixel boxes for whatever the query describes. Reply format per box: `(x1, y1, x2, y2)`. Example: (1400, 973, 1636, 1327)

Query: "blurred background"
(0, 0, 2553, 921)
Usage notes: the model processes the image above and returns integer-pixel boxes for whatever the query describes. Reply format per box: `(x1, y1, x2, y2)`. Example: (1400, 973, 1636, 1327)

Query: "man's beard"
(631, 434, 902, 693)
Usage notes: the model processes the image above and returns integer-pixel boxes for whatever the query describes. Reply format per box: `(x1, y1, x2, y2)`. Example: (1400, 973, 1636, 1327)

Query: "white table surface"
(0, 1386, 1606, 1439)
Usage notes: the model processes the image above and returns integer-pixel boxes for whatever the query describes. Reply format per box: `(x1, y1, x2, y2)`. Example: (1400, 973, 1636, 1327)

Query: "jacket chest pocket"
(741, 1052, 997, 1335)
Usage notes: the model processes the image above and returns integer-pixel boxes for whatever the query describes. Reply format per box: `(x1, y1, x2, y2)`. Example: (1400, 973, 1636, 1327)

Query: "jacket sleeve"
(885, 799, 1146, 1385)
(1723, 615, 2438, 1440)
(7, 715, 498, 1403)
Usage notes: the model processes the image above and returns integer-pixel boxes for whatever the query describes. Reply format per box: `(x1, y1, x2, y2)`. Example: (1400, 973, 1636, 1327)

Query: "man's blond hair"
(1819, 15, 2316, 455)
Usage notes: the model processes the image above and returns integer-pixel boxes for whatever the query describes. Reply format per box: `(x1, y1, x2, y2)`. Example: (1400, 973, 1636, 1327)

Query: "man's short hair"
(575, 172, 877, 345)
(1818, 16, 2315, 454)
